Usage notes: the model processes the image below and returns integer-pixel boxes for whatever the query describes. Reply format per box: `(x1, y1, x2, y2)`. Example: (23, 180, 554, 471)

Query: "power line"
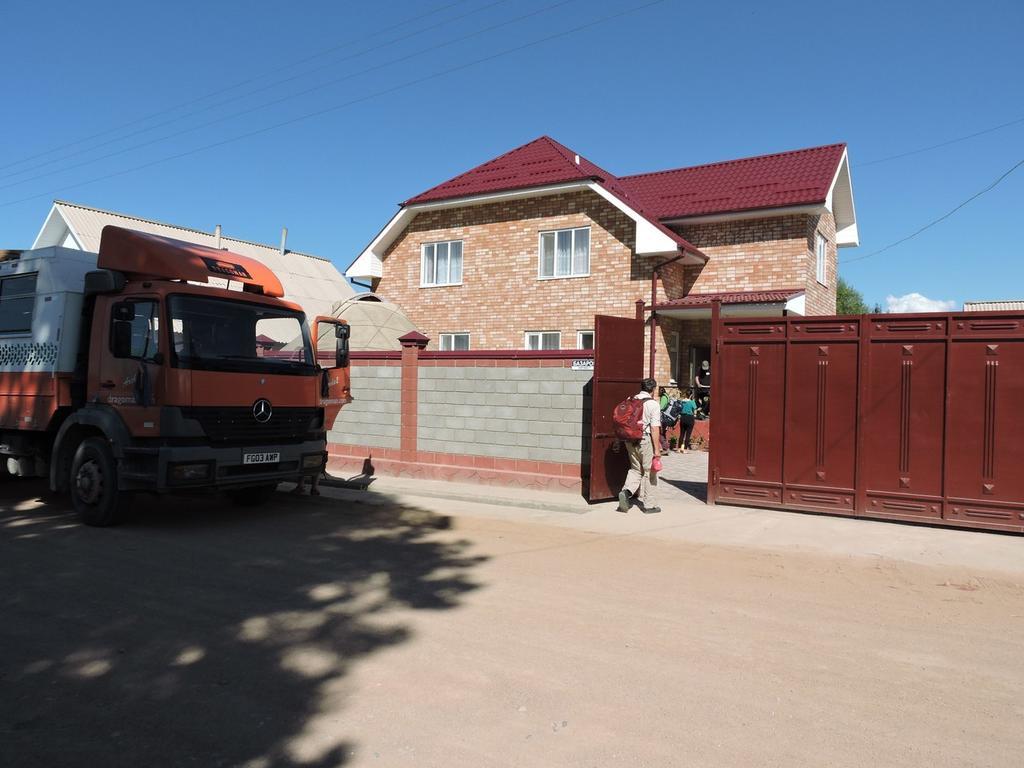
(0, 0, 515, 182)
(0, 0, 576, 193)
(0, 0, 477, 172)
(0, 0, 668, 210)
(855, 115, 1024, 167)
(841, 156, 1024, 264)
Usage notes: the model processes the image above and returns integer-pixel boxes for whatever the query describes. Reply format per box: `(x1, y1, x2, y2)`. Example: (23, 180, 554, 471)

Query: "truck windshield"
(167, 294, 314, 375)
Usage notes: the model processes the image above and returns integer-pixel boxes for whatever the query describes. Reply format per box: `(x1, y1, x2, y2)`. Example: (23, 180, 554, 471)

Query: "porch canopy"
(650, 288, 806, 319)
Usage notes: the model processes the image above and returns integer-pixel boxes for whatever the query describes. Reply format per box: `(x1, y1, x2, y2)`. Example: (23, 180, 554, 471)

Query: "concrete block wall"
(328, 364, 401, 449)
(417, 365, 591, 464)
(327, 346, 595, 493)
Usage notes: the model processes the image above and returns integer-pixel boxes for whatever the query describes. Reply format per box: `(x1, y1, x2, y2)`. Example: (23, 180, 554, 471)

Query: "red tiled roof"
(657, 288, 804, 308)
(404, 138, 846, 223)
(404, 136, 604, 205)
(618, 144, 847, 219)
(404, 136, 702, 255)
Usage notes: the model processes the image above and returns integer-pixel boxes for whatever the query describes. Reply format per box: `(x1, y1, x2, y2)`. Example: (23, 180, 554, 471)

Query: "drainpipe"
(649, 267, 658, 378)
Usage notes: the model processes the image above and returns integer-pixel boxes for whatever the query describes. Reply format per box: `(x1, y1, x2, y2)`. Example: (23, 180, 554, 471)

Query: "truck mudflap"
(119, 440, 327, 493)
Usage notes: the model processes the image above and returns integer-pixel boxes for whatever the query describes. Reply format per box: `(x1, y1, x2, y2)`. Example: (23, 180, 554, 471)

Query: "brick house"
(346, 137, 858, 385)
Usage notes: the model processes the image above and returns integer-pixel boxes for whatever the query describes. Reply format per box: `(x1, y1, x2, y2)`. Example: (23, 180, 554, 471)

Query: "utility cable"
(0, 0, 514, 182)
(855, 115, 1024, 167)
(0, 0, 477, 172)
(841, 156, 1024, 264)
(0, 0, 577, 193)
(0, 0, 667, 209)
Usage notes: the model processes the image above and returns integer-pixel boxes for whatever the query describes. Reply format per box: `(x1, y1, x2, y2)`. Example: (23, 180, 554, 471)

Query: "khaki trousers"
(624, 438, 657, 507)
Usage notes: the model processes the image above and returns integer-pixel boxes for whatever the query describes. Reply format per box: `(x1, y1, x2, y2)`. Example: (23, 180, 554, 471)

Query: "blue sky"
(2, 0, 1022, 310)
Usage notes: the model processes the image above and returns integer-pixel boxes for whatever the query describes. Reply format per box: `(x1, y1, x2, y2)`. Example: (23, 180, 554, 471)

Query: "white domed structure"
(329, 293, 418, 350)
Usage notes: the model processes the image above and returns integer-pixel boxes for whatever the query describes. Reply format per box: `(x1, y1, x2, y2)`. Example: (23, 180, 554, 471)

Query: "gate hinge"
(711, 467, 719, 484)
(715, 339, 721, 353)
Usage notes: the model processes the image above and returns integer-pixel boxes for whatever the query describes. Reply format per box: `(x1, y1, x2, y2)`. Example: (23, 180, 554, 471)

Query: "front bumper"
(120, 440, 327, 493)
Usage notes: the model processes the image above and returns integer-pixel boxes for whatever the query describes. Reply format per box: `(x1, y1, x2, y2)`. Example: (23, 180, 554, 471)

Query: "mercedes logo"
(252, 398, 273, 423)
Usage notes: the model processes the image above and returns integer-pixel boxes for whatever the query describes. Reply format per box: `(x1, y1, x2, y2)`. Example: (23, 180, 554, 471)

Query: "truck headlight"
(302, 453, 325, 470)
(170, 462, 212, 481)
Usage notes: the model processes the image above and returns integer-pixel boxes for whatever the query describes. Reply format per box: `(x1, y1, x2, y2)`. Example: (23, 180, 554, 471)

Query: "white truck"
(0, 225, 350, 525)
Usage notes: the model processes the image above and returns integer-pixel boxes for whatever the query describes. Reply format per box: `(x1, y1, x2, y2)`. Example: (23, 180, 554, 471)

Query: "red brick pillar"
(398, 331, 429, 463)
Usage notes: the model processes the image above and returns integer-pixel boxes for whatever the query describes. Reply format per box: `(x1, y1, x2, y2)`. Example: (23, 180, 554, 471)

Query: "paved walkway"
(654, 447, 708, 504)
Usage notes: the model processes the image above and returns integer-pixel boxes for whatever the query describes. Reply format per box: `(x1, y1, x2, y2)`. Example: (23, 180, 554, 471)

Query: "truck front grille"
(181, 407, 322, 444)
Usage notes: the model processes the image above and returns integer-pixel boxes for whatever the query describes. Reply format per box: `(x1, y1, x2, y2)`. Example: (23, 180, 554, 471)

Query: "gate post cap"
(399, 331, 430, 349)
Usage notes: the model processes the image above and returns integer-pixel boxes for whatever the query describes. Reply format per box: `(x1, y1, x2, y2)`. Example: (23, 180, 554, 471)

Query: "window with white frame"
(576, 330, 594, 350)
(439, 332, 470, 351)
(815, 233, 828, 285)
(421, 240, 463, 287)
(525, 331, 561, 350)
(539, 226, 589, 278)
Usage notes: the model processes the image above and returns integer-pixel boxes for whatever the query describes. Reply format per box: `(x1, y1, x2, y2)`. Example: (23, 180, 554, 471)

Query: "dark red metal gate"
(586, 314, 644, 501)
(709, 310, 1024, 533)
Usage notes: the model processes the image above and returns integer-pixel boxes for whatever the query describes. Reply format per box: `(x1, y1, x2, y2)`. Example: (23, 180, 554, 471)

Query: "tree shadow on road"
(0, 480, 484, 767)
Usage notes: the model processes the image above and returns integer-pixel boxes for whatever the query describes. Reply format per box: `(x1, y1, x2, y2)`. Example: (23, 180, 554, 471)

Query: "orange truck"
(0, 225, 350, 525)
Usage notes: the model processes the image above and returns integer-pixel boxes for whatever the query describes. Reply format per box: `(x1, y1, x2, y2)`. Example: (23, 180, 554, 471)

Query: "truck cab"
(0, 226, 350, 525)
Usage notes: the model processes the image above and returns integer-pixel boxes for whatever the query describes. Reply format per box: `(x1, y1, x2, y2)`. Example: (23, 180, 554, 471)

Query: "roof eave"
(348, 180, 707, 279)
(661, 202, 827, 226)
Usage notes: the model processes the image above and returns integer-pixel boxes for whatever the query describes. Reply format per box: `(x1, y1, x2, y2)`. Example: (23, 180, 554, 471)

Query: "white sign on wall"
(571, 359, 594, 371)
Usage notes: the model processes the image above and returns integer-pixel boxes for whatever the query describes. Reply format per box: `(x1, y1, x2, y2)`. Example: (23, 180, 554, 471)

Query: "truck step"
(122, 446, 159, 456)
(119, 471, 155, 481)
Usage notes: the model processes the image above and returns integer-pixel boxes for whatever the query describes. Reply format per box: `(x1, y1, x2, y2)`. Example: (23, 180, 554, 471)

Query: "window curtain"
(421, 244, 435, 285)
(573, 229, 589, 274)
(540, 233, 555, 277)
(556, 231, 572, 276)
(435, 242, 449, 284)
(449, 241, 463, 283)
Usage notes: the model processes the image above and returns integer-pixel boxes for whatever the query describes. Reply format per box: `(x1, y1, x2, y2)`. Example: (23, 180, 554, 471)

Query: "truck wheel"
(70, 437, 125, 527)
(227, 483, 278, 507)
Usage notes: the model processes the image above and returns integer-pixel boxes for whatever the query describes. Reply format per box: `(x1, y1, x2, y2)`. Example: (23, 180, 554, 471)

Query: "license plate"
(243, 451, 280, 465)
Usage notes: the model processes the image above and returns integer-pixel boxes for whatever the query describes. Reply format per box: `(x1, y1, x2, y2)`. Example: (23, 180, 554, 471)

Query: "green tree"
(836, 276, 870, 314)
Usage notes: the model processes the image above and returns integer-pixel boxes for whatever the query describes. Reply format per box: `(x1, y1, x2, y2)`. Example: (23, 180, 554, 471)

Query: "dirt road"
(2, 481, 1022, 767)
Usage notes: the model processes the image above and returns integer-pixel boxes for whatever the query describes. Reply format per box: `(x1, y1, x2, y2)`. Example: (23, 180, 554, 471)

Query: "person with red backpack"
(614, 377, 663, 514)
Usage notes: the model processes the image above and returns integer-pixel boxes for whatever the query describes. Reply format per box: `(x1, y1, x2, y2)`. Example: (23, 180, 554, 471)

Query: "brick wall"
(374, 190, 684, 350)
(654, 317, 712, 389)
(371, 192, 838, 384)
(672, 212, 838, 312)
(804, 212, 838, 316)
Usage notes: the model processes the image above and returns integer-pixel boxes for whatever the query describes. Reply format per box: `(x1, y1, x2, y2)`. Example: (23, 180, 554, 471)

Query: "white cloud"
(885, 292, 957, 313)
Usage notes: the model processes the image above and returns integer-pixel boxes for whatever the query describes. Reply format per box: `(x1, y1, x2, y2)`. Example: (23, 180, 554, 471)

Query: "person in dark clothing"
(677, 388, 697, 452)
(694, 360, 711, 418)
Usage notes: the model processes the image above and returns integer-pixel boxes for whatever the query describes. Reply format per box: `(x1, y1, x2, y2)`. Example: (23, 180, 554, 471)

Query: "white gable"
(33, 201, 354, 321)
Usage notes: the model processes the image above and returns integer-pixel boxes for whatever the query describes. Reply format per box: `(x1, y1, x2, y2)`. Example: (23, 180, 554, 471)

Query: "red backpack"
(612, 396, 646, 441)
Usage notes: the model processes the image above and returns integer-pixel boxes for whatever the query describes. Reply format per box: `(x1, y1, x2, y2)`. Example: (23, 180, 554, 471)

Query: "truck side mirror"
(335, 323, 350, 368)
(112, 320, 133, 358)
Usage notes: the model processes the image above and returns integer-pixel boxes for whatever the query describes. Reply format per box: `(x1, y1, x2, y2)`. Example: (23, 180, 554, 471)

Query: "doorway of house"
(687, 345, 711, 389)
